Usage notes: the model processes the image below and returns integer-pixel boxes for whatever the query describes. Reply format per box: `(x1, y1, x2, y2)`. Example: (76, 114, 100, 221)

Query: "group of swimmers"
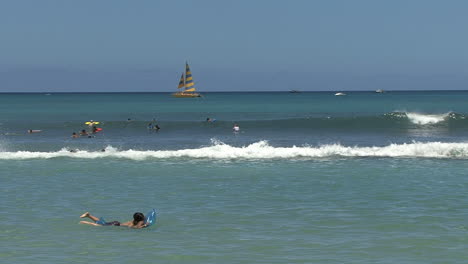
(27, 118, 240, 138)
(71, 126, 100, 138)
(68, 117, 241, 138)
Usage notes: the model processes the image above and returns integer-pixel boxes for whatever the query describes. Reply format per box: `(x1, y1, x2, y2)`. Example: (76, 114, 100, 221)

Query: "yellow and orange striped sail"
(184, 63, 195, 91)
(177, 73, 185, 89)
(172, 62, 201, 97)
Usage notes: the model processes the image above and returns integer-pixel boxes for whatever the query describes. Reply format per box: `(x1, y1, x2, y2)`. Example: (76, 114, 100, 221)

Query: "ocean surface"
(1, 91, 468, 263)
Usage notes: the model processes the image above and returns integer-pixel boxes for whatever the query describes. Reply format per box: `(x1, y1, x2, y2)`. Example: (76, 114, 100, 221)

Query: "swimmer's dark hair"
(133, 212, 145, 225)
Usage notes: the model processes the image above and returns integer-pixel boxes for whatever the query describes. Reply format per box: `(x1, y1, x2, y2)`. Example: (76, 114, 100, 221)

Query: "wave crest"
(384, 111, 465, 125)
(405, 112, 450, 125)
(1, 141, 468, 160)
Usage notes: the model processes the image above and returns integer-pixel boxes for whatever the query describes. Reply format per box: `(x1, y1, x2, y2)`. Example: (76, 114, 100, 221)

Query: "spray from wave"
(384, 111, 460, 125)
(405, 112, 450, 125)
(1, 140, 468, 160)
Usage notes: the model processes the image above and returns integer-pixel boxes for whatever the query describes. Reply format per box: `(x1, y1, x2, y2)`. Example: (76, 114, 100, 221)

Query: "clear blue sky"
(1, 0, 467, 92)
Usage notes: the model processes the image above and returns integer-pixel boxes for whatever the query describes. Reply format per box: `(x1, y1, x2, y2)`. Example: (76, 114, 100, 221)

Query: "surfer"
(79, 129, 88, 136)
(28, 129, 41, 133)
(79, 211, 147, 228)
(71, 132, 79, 138)
(233, 124, 240, 132)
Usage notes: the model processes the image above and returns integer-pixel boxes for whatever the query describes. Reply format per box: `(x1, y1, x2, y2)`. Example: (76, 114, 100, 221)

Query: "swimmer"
(71, 132, 79, 138)
(79, 129, 88, 136)
(148, 120, 160, 131)
(79, 211, 147, 228)
(233, 124, 240, 132)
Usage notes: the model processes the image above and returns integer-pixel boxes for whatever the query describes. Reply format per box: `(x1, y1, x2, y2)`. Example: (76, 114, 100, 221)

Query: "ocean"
(1, 91, 468, 263)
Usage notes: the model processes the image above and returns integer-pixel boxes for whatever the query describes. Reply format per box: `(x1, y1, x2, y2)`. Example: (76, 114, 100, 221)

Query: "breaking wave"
(405, 112, 449, 125)
(387, 112, 458, 125)
(1, 140, 468, 160)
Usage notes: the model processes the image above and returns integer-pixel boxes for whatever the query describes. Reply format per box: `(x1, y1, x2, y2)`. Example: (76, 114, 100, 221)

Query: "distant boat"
(289, 90, 301, 93)
(375, 89, 385, 93)
(334, 92, 346, 96)
(172, 62, 201, 98)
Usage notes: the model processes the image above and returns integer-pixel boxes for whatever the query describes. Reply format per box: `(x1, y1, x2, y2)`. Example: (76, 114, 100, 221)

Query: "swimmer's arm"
(119, 220, 146, 228)
(135, 221, 146, 228)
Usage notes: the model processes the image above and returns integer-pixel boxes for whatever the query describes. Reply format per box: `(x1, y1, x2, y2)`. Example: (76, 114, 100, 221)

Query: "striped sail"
(184, 63, 195, 91)
(177, 73, 185, 89)
(172, 61, 201, 97)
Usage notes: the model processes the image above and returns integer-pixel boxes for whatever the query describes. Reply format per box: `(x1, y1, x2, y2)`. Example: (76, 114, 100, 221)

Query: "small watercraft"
(172, 62, 201, 98)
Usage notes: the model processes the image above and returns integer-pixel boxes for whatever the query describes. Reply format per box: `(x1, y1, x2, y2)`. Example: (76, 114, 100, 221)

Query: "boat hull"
(172, 92, 201, 98)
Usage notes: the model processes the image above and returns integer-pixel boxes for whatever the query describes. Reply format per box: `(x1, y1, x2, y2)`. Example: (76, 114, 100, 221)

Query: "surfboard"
(85, 121, 100, 125)
(145, 209, 157, 227)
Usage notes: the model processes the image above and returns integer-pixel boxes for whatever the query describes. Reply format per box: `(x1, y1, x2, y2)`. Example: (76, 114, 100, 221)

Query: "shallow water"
(2, 92, 468, 263)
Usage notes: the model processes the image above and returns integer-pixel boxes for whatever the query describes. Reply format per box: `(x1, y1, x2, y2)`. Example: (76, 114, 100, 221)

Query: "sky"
(0, 0, 467, 92)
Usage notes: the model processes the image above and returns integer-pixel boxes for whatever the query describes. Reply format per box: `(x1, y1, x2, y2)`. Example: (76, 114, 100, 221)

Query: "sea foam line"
(1, 141, 468, 160)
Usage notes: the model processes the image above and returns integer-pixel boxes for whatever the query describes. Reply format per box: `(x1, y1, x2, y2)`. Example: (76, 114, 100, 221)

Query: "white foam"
(0, 141, 468, 160)
(405, 112, 450, 125)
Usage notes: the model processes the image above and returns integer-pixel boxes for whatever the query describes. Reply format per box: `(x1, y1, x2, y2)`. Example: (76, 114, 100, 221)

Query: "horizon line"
(1, 89, 468, 94)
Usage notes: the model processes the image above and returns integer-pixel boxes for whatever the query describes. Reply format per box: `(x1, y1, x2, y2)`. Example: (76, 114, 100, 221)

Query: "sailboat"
(172, 62, 201, 98)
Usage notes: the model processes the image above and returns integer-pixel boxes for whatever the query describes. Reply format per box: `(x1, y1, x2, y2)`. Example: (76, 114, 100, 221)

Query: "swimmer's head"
(133, 212, 145, 225)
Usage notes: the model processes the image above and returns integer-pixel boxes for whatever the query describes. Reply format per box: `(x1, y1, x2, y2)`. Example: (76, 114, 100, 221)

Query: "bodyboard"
(145, 209, 157, 227)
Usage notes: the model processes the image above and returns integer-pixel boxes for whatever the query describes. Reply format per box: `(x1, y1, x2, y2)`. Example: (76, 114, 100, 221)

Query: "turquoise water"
(2, 92, 468, 263)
